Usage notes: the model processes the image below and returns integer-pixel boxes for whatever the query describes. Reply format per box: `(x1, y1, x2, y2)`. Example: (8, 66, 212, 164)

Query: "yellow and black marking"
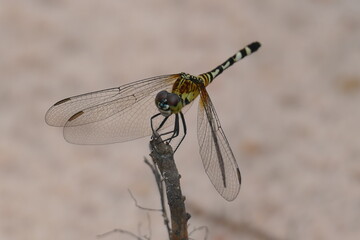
(171, 73, 201, 109)
(170, 42, 261, 112)
(199, 41, 261, 84)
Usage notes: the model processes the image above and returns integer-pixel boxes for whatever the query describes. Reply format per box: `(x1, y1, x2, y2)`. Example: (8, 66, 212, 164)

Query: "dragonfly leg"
(150, 112, 187, 153)
(151, 113, 166, 139)
(150, 113, 177, 142)
(162, 112, 187, 153)
(173, 112, 187, 152)
(159, 113, 179, 143)
(156, 116, 170, 132)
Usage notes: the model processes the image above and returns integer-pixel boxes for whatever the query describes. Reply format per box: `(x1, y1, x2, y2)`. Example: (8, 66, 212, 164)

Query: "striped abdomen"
(171, 42, 261, 111)
(198, 42, 261, 86)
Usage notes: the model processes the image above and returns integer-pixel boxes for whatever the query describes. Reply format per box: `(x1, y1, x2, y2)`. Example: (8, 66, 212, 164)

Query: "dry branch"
(149, 136, 189, 240)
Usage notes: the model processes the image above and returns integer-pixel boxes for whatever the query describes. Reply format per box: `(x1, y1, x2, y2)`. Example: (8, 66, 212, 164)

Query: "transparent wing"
(197, 85, 241, 201)
(45, 74, 189, 144)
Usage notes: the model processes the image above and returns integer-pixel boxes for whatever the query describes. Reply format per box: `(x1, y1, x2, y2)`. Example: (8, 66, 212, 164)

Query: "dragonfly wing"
(45, 74, 182, 144)
(197, 86, 241, 201)
(46, 88, 121, 127)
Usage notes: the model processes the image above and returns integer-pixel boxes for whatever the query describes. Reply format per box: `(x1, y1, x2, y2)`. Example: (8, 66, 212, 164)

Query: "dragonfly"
(45, 42, 261, 201)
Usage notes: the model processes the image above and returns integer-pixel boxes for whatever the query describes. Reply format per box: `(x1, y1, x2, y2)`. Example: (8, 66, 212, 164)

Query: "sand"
(1, 0, 360, 239)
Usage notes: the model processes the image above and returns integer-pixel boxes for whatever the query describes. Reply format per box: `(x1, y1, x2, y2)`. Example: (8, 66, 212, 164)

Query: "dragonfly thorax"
(155, 90, 183, 117)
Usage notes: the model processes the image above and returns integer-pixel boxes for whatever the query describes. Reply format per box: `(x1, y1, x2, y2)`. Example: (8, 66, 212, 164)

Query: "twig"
(137, 213, 151, 240)
(149, 135, 189, 240)
(144, 158, 171, 236)
(97, 228, 143, 240)
(128, 189, 162, 212)
(189, 226, 209, 240)
(146, 213, 152, 240)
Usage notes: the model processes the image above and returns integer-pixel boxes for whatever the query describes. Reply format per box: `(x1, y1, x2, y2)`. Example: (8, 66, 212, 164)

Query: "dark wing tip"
(236, 168, 241, 185)
(54, 97, 71, 106)
(68, 111, 84, 122)
(248, 42, 261, 53)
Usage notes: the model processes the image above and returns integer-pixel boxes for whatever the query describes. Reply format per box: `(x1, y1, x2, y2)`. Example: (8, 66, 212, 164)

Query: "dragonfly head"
(155, 90, 181, 117)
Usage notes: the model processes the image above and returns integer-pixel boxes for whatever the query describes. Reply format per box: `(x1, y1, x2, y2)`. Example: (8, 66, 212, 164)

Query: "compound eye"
(167, 93, 180, 107)
(155, 90, 168, 103)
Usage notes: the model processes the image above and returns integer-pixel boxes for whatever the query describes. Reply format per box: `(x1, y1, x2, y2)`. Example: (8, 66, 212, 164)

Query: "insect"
(45, 42, 261, 201)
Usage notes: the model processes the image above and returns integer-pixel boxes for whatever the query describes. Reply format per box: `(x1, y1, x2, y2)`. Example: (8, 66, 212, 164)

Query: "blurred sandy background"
(1, 0, 360, 239)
